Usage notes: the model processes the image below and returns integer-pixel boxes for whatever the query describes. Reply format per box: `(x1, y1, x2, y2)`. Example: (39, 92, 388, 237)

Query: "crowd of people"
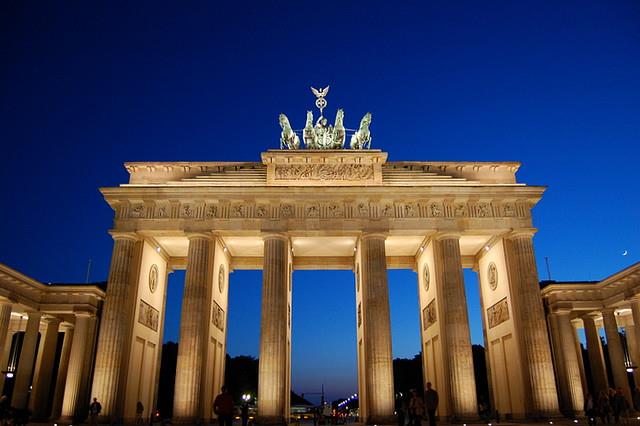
(395, 382, 439, 426)
(584, 387, 640, 425)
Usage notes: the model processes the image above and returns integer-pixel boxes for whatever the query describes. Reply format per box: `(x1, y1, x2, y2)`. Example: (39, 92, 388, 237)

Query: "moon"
(623, 250, 629, 256)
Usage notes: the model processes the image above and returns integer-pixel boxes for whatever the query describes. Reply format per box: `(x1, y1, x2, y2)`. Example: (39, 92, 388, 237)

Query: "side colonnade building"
(0, 263, 104, 422)
(542, 262, 640, 416)
(5, 149, 633, 424)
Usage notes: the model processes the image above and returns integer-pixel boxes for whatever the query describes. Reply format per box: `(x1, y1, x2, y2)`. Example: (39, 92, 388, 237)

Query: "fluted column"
(583, 315, 608, 393)
(504, 233, 559, 415)
(602, 309, 632, 400)
(61, 313, 98, 421)
(572, 321, 588, 397)
(91, 233, 141, 419)
(434, 235, 477, 418)
(31, 317, 61, 419)
(51, 323, 74, 420)
(12, 311, 42, 409)
(631, 299, 640, 383)
(0, 301, 12, 392)
(625, 324, 640, 384)
(257, 234, 290, 425)
(173, 234, 213, 422)
(359, 234, 395, 424)
(549, 312, 584, 415)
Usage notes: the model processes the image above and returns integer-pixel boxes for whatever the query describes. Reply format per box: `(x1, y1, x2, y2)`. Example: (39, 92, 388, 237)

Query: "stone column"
(30, 317, 61, 419)
(504, 233, 559, 415)
(61, 313, 98, 422)
(12, 311, 42, 409)
(572, 321, 588, 397)
(630, 299, 640, 383)
(91, 233, 141, 418)
(0, 301, 12, 392)
(257, 234, 290, 425)
(50, 323, 74, 420)
(549, 312, 584, 415)
(359, 233, 395, 425)
(433, 235, 477, 418)
(583, 315, 608, 393)
(173, 234, 213, 422)
(602, 309, 632, 400)
(625, 324, 640, 384)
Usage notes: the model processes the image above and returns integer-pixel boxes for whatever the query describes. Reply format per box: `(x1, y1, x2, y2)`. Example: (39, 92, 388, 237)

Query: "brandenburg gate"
(92, 127, 561, 424)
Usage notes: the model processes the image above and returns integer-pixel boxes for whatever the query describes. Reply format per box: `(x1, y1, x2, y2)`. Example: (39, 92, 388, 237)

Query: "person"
(612, 388, 629, 424)
(598, 390, 611, 424)
(240, 402, 249, 426)
(0, 395, 8, 426)
(395, 392, 407, 426)
(584, 393, 597, 426)
(633, 387, 640, 412)
(213, 386, 234, 426)
(409, 390, 424, 426)
(136, 401, 144, 424)
(424, 382, 439, 426)
(89, 397, 102, 426)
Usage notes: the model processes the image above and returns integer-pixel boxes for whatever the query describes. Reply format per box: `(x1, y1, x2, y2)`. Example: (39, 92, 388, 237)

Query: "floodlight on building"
(156, 246, 161, 253)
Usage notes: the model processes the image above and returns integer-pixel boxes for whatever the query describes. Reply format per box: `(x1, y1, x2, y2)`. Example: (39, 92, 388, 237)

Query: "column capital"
(60, 322, 74, 331)
(550, 307, 573, 316)
(601, 307, 617, 315)
(185, 232, 213, 241)
(261, 232, 289, 242)
(548, 302, 576, 315)
(360, 232, 388, 241)
(73, 309, 96, 318)
(581, 311, 601, 321)
(108, 231, 140, 242)
(507, 228, 538, 239)
(43, 315, 62, 325)
(432, 231, 461, 241)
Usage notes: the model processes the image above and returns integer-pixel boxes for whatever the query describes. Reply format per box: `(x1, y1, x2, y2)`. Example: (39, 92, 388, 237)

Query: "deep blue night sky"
(2, 1, 639, 403)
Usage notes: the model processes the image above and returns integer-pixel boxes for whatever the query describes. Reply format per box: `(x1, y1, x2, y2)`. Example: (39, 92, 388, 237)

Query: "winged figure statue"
(310, 86, 330, 98)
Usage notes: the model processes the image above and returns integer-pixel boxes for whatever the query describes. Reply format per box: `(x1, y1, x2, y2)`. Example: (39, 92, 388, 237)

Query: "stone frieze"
(123, 200, 531, 221)
(274, 164, 374, 181)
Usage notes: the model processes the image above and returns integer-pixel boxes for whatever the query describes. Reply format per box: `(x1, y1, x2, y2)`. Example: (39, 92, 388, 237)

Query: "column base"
(254, 415, 287, 426)
(366, 414, 396, 425)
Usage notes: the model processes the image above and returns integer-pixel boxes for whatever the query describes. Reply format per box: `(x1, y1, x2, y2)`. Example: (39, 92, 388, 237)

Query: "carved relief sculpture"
(130, 205, 145, 218)
(212, 301, 225, 331)
(280, 204, 295, 218)
(274, 164, 374, 181)
(424, 264, 430, 291)
(255, 205, 268, 218)
(487, 262, 498, 291)
(380, 204, 394, 217)
(149, 264, 159, 293)
(205, 205, 218, 218)
(487, 297, 509, 328)
(218, 265, 225, 293)
(430, 203, 443, 217)
(138, 300, 159, 332)
(424, 299, 437, 330)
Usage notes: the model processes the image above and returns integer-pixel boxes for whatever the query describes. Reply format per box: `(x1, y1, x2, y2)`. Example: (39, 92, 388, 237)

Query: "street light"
(242, 393, 251, 402)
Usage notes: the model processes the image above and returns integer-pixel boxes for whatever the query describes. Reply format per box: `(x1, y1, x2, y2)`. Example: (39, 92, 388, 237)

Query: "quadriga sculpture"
(350, 112, 372, 149)
(279, 113, 300, 150)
